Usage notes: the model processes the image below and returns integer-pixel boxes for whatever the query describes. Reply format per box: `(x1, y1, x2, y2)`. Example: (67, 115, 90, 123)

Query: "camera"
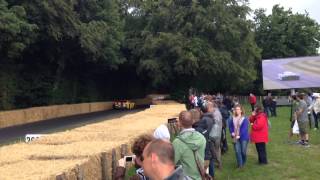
(124, 155, 135, 162)
(168, 118, 177, 123)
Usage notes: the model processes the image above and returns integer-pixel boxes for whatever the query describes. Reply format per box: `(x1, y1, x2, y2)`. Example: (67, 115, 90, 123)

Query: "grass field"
(216, 105, 320, 180)
(126, 105, 320, 179)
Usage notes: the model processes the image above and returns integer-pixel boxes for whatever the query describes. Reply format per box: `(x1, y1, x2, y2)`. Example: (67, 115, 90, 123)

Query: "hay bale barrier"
(0, 103, 184, 180)
(0, 98, 150, 129)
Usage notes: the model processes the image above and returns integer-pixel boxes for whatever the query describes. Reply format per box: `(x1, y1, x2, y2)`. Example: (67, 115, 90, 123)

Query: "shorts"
(297, 120, 308, 135)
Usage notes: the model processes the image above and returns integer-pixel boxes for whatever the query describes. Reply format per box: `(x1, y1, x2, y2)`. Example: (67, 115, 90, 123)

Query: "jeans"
(314, 112, 319, 129)
(255, 142, 268, 164)
(209, 159, 215, 177)
(264, 107, 269, 117)
(233, 140, 248, 167)
(221, 127, 228, 153)
(270, 106, 277, 117)
(250, 104, 255, 111)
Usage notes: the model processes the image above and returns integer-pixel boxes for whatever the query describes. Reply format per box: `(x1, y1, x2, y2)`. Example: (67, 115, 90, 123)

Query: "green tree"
(0, 0, 125, 109)
(122, 0, 261, 93)
(254, 5, 320, 59)
(0, 0, 37, 59)
(0, 0, 37, 109)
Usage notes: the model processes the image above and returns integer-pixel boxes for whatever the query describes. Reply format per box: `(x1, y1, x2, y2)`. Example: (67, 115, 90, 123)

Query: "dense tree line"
(0, 0, 319, 110)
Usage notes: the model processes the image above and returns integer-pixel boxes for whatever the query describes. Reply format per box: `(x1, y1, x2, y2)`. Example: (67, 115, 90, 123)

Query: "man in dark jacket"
(142, 139, 191, 180)
(219, 102, 230, 154)
(223, 96, 233, 111)
(196, 101, 215, 177)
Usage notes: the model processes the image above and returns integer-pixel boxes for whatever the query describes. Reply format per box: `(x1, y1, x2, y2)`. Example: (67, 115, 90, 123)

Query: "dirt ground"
(0, 104, 185, 180)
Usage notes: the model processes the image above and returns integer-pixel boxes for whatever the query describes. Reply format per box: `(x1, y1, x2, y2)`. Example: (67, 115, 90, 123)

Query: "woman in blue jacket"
(228, 104, 249, 168)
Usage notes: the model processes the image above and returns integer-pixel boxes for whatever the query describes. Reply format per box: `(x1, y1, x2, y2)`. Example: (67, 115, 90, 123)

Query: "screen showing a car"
(262, 56, 320, 90)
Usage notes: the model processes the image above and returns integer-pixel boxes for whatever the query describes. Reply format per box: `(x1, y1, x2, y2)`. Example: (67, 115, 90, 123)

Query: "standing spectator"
(270, 97, 277, 117)
(262, 97, 268, 116)
(190, 108, 202, 129)
(173, 111, 206, 179)
(232, 96, 240, 109)
(312, 94, 320, 130)
(249, 93, 257, 112)
(296, 93, 310, 147)
(305, 93, 314, 129)
(228, 104, 249, 168)
(218, 101, 230, 154)
(288, 95, 299, 141)
(188, 94, 195, 109)
(249, 105, 269, 165)
(142, 139, 191, 180)
(115, 134, 154, 180)
(216, 93, 223, 103)
(194, 95, 199, 108)
(262, 96, 271, 117)
(223, 96, 233, 111)
(154, 124, 170, 141)
(212, 103, 223, 169)
(196, 102, 215, 177)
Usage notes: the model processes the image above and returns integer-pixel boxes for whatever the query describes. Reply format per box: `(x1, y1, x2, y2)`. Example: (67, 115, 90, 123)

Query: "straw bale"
(89, 102, 113, 113)
(0, 104, 185, 179)
(80, 155, 102, 180)
(42, 105, 59, 120)
(0, 99, 145, 129)
(24, 107, 44, 124)
(56, 104, 82, 117)
(0, 109, 26, 128)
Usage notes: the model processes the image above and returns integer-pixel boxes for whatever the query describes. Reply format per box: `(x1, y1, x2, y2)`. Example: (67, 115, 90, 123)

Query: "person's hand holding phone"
(118, 158, 125, 167)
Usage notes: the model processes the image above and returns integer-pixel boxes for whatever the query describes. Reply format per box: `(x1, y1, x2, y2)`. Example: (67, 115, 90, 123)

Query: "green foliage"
(123, 0, 261, 93)
(0, 0, 125, 109)
(0, 0, 37, 59)
(1, 0, 320, 110)
(254, 5, 320, 59)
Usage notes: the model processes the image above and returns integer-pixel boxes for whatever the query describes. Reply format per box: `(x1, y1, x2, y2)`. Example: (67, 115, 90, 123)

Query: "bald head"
(179, 111, 193, 128)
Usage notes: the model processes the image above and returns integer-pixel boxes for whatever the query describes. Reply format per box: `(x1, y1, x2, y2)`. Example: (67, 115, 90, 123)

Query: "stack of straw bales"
(0, 103, 184, 180)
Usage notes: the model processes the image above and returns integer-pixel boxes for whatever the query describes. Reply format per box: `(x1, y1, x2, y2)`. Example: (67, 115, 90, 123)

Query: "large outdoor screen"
(262, 56, 320, 90)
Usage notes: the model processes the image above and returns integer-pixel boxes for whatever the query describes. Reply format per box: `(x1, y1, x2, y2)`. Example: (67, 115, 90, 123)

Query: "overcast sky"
(248, 0, 320, 23)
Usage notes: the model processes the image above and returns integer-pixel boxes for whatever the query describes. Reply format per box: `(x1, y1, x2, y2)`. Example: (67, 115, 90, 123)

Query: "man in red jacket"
(249, 93, 257, 112)
(250, 105, 268, 165)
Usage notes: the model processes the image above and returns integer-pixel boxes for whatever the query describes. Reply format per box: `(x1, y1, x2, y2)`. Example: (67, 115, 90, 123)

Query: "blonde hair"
(233, 104, 245, 117)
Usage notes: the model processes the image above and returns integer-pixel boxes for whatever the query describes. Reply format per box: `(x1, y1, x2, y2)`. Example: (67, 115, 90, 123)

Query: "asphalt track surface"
(0, 108, 146, 146)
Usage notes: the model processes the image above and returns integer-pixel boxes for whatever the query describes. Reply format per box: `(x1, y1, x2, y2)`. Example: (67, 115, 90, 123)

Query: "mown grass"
(216, 105, 320, 180)
(126, 105, 320, 179)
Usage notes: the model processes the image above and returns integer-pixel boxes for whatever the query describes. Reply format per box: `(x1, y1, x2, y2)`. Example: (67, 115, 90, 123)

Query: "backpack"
(208, 122, 220, 140)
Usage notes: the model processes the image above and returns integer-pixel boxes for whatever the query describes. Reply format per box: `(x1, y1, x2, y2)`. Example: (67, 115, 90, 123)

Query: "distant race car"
(277, 71, 300, 81)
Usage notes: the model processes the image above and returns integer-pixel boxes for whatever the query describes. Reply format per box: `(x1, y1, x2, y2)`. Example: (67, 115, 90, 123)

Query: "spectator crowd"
(113, 91, 320, 179)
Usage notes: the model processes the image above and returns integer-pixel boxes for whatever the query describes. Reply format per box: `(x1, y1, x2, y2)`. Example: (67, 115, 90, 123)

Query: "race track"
(0, 109, 145, 146)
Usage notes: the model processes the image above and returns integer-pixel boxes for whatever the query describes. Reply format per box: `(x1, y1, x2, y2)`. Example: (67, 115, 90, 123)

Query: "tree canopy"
(254, 5, 320, 59)
(0, 0, 319, 110)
